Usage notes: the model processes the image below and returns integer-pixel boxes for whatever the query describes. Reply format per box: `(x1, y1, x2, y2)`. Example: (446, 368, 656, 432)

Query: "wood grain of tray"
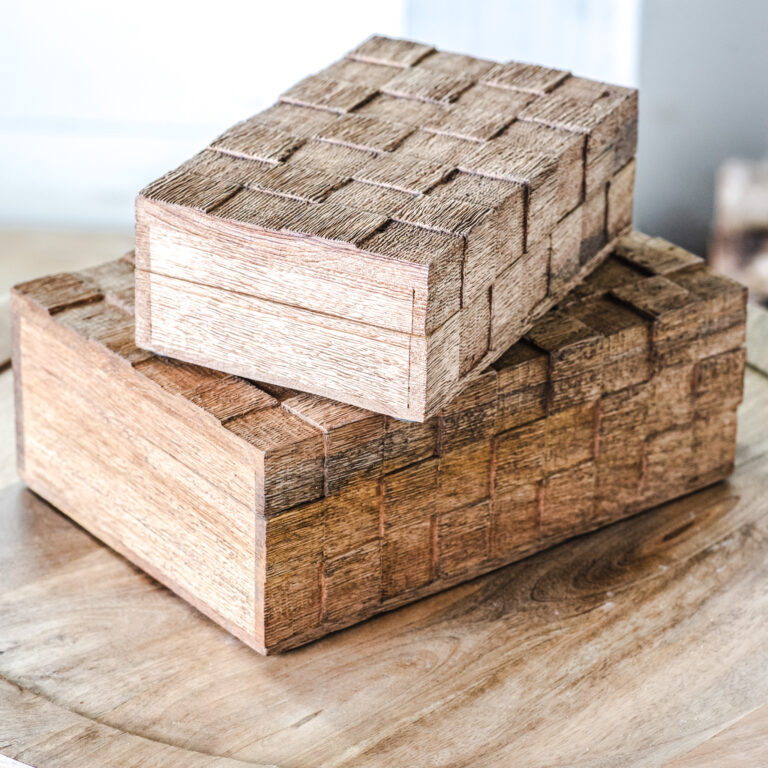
(0, 351, 767, 766)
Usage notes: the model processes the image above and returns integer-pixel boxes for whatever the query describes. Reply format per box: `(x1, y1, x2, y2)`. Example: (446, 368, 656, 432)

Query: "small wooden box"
(135, 35, 637, 421)
(13, 233, 744, 654)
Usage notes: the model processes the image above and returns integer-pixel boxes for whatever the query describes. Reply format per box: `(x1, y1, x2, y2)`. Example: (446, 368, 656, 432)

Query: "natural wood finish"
(12, 232, 745, 654)
(0, 230, 136, 371)
(0, 675, 268, 768)
(0, 353, 767, 765)
(664, 704, 768, 768)
(135, 34, 637, 420)
(0, 229, 134, 297)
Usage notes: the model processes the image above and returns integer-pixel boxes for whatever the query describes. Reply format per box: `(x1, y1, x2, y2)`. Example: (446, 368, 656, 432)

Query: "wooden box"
(711, 159, 768, 305)
(13, 233, 744, 655)
(135, 35, 638, 421)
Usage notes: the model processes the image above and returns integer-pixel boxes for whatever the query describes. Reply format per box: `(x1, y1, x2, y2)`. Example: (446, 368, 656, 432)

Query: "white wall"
(1, 0, 639, 231)
(0, 0, 404, 230)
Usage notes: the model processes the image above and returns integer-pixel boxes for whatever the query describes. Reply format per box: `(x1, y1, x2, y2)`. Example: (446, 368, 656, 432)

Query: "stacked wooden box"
(12, 37, 746, 654)
(135, 35, 637, 420)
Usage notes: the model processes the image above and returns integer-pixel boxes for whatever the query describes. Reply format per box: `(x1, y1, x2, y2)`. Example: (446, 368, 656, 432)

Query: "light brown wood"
(747, 302, 768, 375)
(664, 703, 768, 768)
(134, 34, 637, 420)
(0, 229, 136, 490)
(12, 232, 746, 654)
(0, 353, 767, 765)
(0, 676, 270, 768)
(0, 230, 135, 370)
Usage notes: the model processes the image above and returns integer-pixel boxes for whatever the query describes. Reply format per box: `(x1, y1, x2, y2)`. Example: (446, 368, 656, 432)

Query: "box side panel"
(137, 198, 425, 335)
(16, 301, 258, 644)
(417, 159, 634, 422)
(141, 270, 415, 419)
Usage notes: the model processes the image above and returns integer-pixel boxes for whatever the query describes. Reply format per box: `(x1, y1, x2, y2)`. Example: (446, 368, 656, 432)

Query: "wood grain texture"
(0, 357, 767, 765)
(12, 233, 746, 654)
(134, 34, 638, 421)
(663, 704, 768, 768)
(0, 678, 270, 768)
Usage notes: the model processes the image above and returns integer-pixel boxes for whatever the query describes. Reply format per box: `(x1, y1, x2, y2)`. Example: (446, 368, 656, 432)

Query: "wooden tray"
(1, 325, 767, 764)
(11, 232, 745, 654)
(135, 34, 637, 420)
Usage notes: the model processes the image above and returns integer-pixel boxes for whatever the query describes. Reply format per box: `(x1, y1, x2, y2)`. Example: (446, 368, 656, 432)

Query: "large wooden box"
(135, 35, 637, 421)
(13, 233, 745, 654)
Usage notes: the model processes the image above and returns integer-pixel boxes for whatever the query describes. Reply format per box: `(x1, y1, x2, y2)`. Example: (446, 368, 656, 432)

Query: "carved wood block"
(13, 233, 743, 654)
(134, 35, 637, 421)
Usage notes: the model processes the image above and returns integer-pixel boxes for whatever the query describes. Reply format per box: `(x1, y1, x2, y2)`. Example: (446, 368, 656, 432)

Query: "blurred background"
(2, 0, 768, 297)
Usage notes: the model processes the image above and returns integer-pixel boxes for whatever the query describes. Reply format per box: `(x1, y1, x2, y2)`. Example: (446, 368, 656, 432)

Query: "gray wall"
(636, 0, 768, 254)
(406, 0, 639, 87)
(408, 0, 768, 256)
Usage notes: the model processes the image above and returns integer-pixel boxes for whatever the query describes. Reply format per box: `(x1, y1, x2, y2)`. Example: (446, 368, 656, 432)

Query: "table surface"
(2, 240, 768, 766)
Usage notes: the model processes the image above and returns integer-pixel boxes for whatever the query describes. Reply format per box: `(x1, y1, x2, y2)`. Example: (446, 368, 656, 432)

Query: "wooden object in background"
(710, 159, 768, 305)
(13, 232, 745, 654)
(135, 34, 638, 421)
